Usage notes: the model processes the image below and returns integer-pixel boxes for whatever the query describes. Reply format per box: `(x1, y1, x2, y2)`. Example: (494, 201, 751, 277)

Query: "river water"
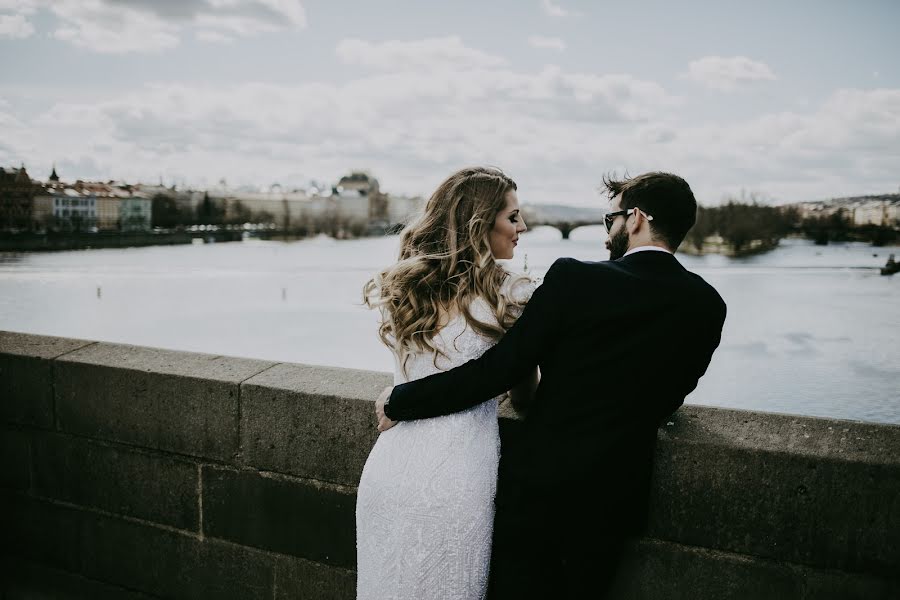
(1, 226, 897, 425)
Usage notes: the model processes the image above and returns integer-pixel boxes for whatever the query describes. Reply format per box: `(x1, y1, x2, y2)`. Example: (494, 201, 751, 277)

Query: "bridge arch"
(528, 220, 605, 239)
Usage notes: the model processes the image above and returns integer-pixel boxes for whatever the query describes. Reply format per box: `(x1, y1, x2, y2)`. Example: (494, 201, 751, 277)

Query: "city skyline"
(1, 0, 899, 207)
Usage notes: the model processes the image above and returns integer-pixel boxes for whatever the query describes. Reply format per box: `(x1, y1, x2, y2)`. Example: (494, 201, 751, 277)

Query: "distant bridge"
(526, 219, 605, 239)
(521, 204, 606, 239)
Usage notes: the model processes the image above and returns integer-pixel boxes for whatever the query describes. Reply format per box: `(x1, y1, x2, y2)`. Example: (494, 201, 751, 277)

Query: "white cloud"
(50, 1, 180, 53)
(196, 30, 234, 43)
(0, 1, 37, 13)
(540, 0, 579, 17)
(647, 88, 900, 202)
(686, 55, 776, 92)
(26, 0, 305, 53)
(528, 35, 565, 51)
(780, 88, 900, 153)
(0, 37, 679, 202)
(336, 37, 508, 72)
(2, 34, 897, 206)
(0, 12, 34, 38)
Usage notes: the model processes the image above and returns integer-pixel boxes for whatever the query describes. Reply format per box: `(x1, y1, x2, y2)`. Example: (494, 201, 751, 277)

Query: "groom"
(375, 172, 726, 599)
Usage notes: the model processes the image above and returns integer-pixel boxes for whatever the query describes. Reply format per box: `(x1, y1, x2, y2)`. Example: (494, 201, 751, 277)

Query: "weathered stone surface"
(0, 427, 30, 490)
(54, 342, 276, 460)
(648, 406, 900, 577)
(79, 513, 275, 599)
(4, 333, 899, 598)
(797, 563, 900, 599)
(203, 465, 357, 568)
(1, 490, 276, 599)
(1, 490, 83, 573)
(31, 431, 199, 530)
(0, 353, 54, 427)
(0, 331, 95, 360)
(275, 556, 356, 600)
(0, 332, 92, 428)
(1, 557, 158, 600)
(611, 538, 800, 599)
(663, 405, 900, 464)
(240, 363, 389, 485)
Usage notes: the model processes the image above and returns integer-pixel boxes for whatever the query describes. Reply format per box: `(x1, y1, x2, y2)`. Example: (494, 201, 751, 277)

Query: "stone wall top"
(56, 340, 278, 383)
(2, 330, 898, 584)
(0, 330, 94, 359)
(661, 404, 900, 466)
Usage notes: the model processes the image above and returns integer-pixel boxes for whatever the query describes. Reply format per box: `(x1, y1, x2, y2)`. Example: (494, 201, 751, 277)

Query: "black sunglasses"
(604, 208, 654, 232)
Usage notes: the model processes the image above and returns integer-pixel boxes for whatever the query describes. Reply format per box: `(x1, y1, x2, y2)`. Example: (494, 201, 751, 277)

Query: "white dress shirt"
(623, 245, 672, 257)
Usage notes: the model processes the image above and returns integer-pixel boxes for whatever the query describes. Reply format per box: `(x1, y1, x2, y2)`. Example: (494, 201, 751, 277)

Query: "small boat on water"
(881, 254, 899, 276)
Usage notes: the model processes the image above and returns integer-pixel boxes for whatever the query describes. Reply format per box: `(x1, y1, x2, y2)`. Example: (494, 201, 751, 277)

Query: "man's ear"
(627, 209, 642, 234)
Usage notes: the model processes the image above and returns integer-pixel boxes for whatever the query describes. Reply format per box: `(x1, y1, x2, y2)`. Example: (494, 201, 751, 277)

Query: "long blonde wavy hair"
(364, 166, 529, 370)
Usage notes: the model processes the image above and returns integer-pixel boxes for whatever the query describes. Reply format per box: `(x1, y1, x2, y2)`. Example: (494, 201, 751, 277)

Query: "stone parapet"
(1, 331, 897, 599)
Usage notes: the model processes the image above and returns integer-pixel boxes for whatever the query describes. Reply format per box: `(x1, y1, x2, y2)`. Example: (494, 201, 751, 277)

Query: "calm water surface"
(1, 226, 897, 424)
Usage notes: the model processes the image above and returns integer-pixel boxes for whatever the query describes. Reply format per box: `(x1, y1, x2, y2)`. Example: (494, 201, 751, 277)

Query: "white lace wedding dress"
(356, 277, 535, 600)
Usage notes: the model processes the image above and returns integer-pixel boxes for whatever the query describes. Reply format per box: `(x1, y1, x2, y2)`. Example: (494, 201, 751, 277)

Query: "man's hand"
(375, 386, 397, 432)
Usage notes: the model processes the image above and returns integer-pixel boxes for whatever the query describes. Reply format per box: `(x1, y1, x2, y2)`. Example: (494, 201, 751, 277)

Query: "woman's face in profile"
(489, 190, 527, 260)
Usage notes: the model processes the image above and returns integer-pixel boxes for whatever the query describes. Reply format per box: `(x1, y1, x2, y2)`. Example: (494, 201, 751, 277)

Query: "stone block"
(0, 331, 93, 428)
(32, 431, 199, 530)
(0, 490, 276, 599)
(1, 557, 157, 600)
(79, 511, 275, 599)
(611, 538, 800, 599)
(202, 465, 357, 568)
(0, 490, 83, 573)
(54, 342, 276, 460)
(241, 363, 389, 485)
(275, 556, 356, 600)
(0, 427, 30, 490)
(667, 405, 900, 464)
(0, 331, 95, 360)
(797, 564, 900, 599)
(648, 406, 900, 577)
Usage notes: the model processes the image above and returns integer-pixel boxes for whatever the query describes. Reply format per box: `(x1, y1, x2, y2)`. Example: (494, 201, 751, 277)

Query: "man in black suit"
(374, 172, 727, 599)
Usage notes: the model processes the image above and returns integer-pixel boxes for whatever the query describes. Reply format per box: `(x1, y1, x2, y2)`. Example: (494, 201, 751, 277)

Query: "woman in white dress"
(356, 166, 539, 600)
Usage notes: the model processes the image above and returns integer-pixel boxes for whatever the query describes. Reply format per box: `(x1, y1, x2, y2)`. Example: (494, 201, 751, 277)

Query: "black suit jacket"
(385, 252, 726, 530)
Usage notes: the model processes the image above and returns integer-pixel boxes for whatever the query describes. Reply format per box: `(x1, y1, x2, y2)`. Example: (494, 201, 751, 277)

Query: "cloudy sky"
(1, 0, 898, 206)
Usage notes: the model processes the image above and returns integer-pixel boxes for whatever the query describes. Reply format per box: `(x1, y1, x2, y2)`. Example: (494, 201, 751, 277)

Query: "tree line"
(152, 193, 369, 238)
(683, 196, 897, 255)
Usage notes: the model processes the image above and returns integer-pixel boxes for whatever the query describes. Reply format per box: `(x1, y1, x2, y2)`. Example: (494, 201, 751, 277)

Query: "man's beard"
(607, 227, 629, 260)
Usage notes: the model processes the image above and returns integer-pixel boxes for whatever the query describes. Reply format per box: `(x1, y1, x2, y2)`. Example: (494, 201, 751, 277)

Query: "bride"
(356, 166, 538, 599)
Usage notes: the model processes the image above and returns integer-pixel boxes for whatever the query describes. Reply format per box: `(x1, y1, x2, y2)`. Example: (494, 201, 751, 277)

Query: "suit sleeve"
(654, 295, 727, 423)
(384, 258, 571, 421)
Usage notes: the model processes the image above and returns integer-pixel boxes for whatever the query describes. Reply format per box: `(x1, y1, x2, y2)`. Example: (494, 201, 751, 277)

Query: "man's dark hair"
(602, 172, 697, 250)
